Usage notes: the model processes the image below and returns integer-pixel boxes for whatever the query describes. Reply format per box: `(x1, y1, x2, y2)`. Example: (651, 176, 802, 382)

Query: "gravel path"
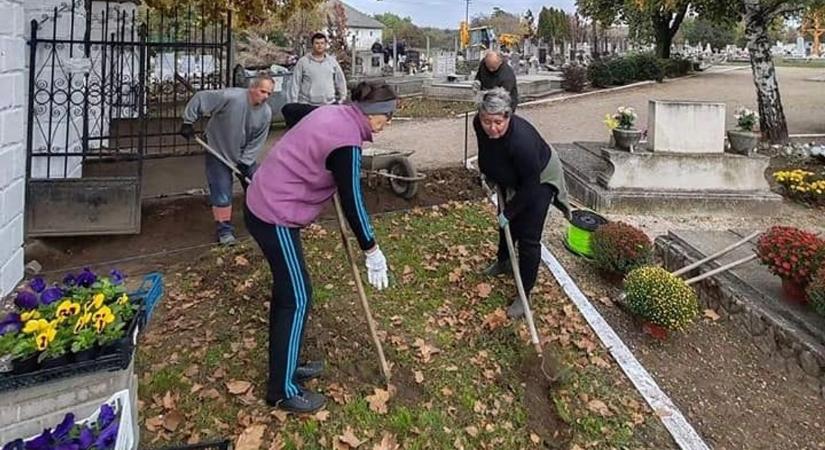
(374, 66, 825, 169)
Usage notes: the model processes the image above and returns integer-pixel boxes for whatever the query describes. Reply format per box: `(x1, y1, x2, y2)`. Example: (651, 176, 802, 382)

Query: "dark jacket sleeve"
(326, 146, 376, 251)
(502, 126, 544, 221)
(502, 67, 519, 109)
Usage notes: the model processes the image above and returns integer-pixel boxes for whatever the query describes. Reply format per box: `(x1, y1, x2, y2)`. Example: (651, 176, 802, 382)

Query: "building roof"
(325, 0, 385, 29)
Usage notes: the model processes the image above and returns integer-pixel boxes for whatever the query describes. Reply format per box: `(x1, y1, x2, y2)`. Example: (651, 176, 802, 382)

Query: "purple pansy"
(75, 426, 94, 449)
(75, 269, 97, 288)
(23, 429, 52, 450)
(2, 439, 23, 450)
(14, 291, 38, 310)
(55, 444, 79, 450)
(40, 287, 64, 305)
(109, 270, 124, 286)
(92, 421, 118, 449)
(0, 313, 22, 336)
(97, 404, 115, 430)
(53, 413, 74, 441)
(29, 277, 46, 294)
(62, 273, 76, 287)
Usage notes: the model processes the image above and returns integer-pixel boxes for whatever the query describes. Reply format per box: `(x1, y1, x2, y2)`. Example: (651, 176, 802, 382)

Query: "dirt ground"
(540, 210, 825, 450)
(26, 167, 485, 279)
(373, 66, 825, 169)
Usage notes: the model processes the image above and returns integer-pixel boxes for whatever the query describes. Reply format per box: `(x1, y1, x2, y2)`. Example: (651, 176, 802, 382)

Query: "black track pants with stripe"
(244, 205, 312, 403)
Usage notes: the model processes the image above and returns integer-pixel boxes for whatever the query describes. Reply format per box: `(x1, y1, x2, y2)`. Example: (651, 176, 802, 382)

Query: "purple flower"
(0, 312, 22, 336)
(23, 429, 52, 450)
(76, 269, 97, 288)
(14, 291, 38, 310)
(40, 287, 64, 305)
(75, 426, 94, 449)
(109, 270, 124, 286)
(92, 421, 118, 449)
(62, 273, 76, 287)
(2, 439, 23, 450)
(53, 413, 75, 441)
(55, 444, 78, 450)
(29, 277, 46, 293)
(98, 404, 116, 429)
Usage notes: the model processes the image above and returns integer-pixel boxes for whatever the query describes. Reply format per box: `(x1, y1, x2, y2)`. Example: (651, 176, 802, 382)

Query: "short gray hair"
(476, 87, 512, 116)
(249, 72, 274, 88)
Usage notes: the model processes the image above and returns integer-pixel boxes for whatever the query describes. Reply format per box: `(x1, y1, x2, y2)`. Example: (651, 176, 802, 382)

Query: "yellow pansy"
(23, 319, 50, 334)
(35, 325, 57, 351)
(21, 310, 41, 322)
(57, 300, 81, 318)
(117, 294, 129, 306)
(74, 312, 92, 333)
(92, 293, 105, 309)
(93, 306, 115, 333)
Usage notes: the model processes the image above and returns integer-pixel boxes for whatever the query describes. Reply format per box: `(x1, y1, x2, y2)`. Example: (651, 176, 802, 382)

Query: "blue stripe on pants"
(352, 147, 374, 240)
(275, 226, 305, 398)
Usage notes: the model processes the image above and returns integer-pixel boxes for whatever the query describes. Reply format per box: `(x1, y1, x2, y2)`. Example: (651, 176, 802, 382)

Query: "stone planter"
(612, 128, 643, 152)
(727, 130, 759, 156)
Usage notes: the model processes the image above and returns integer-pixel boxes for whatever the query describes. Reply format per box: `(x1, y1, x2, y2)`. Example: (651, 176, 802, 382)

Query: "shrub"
(628, 53, 664, 82)
(624, 265, 699, 331)
(661, 56, 692, 78)
(773, 169, 825, 207)
(587, 61, 613, 88)
(561, 64, 587, 93)
(607, 57, 637, 85)
(591, 221, 653, 275)
(808, 265, 825, 317)
(756, 226, 824, 284)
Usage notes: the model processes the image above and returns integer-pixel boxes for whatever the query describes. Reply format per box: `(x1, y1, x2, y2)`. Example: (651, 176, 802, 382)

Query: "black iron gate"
(25, 1, 231, 237)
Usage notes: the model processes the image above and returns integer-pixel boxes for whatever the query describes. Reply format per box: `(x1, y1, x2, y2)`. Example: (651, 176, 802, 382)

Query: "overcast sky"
(344, 0, 577, 29)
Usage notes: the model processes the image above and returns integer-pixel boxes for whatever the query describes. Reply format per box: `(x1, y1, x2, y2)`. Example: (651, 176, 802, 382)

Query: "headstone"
(647, 100, 726, 153)
(433, 52, 456, 77)
(797, 37, 806, 56)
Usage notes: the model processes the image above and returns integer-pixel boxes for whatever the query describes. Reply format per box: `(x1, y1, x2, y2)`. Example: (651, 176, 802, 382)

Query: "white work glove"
(472, 80, 481, 94)
(365, 246, 389, 291)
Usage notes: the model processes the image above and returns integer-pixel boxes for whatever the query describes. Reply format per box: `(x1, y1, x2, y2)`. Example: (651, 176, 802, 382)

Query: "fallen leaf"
(441, 387, 454, 397)
(589, 355, 611, 368)
(226, 380, 252, 395)
(184, 365, 199, 378)
(199, 388, 222, 400)
(482, 308, 508, 330)
(268, 434, 286, 450)
(235, 255, 250, 266)
(530, 433, 541, 444)
(704, 309, 720, 321)
(338, 426, 364, 448)
(475, 282, 493, 299)
(145, 416, 163, 432)
(372, 432, 400, 450)
(414, 370, 424, 384)
(314, 410, 331, 422)
(412, 338, 441, 363)
(163, 410, 184, 432)
(366, 388, 391, 414)
(464, 426, 479, 437)
(235, 424, 266, 450)
(271, 409, 289, 422)
(597, 296, 614, 307)
(586, 399, 612, 417)
(162, 391, 176, 410)
(403, 265, 413, 275)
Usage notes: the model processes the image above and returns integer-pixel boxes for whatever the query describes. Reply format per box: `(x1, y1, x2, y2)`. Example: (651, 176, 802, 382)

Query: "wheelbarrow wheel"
(387, 156, 419, 199)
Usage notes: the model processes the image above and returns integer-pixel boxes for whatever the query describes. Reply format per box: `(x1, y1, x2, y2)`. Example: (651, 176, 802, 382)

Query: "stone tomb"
(558, 99, 783, 214)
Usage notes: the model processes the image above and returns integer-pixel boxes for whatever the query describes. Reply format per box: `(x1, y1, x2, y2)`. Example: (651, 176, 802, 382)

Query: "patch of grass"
(136, 200, 673, 448)
(396, 97, 473, 118)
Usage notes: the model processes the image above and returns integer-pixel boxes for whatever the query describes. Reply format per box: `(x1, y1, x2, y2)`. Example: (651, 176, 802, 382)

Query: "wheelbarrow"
(362, 149, 426, 199)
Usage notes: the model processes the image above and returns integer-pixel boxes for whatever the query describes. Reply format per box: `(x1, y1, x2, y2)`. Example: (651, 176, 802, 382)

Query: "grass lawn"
(136, 201, 673, 449)
(396, 97, 472, 119)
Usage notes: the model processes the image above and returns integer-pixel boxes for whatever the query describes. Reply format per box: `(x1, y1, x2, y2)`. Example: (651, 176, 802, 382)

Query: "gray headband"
(355, 100, 397, 116)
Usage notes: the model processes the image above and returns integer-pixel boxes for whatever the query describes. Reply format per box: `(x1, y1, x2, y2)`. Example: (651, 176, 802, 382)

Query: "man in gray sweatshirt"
(289, 33, 347, 105)
(179, 74, 273, 245)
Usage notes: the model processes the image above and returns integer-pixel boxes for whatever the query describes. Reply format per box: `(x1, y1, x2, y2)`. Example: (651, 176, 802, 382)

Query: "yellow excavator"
(460, 22, 521, 61)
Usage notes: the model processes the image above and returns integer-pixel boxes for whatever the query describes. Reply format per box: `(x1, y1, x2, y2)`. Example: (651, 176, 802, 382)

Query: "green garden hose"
(565, 209, 609, 257)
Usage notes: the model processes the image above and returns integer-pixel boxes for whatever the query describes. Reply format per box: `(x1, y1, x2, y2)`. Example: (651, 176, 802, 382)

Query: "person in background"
(474, 88, 571, 319)
(244, 82, 396, 413)
(179, 73, 273, 245)
(289, 33, 347, 105)
(473, 51, 519, 111)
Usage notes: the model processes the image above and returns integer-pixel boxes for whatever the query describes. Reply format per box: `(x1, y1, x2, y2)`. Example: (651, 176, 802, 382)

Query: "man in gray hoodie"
(179, 74, 273, 245)
(289, 33, 347, 105)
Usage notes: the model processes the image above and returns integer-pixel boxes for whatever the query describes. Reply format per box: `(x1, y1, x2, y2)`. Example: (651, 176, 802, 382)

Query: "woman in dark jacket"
(474, 87, 572, 319)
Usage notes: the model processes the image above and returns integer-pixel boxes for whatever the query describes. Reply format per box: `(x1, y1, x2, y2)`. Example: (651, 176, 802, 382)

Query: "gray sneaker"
(275, 390, 327, 414)
(507, 297, 526, 319)
(218, 231, 237, 246)
(481, 260, 512, 277)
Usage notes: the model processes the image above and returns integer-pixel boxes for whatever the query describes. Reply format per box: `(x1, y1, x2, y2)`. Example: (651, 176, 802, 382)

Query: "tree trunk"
(655, 28, 673, 59)
(744, 3, 789, 145)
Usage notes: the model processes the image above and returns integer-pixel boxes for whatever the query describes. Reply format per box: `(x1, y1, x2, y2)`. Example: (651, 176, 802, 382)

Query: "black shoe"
(295, 360, 324, 382)
(507, 297, 526, 319)
(482, 260, 512, 277)
(271, 390, 327, 413)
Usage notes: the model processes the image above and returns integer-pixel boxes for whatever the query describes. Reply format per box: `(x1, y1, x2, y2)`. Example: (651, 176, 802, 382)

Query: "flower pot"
(72, 346, 99, 363)
(40, 354, 71, 370)
(12, 354, 39, 375)
(612, 128, 643, 152)
(642, 321, 668, 340)
(781, 278, 808, 304)
(727, 130, 759, 156)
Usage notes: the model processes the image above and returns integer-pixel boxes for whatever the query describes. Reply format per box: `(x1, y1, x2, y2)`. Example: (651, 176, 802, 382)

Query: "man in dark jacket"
(473, 51, 518, 110)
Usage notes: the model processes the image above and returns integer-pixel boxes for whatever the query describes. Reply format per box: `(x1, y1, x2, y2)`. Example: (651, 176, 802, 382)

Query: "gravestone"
(647, 100, 726, 153)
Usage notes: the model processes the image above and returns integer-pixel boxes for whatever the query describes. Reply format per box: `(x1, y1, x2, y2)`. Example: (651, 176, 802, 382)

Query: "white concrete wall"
(647, 100, 726, 154)
(0, 0, 26, 297)
(347, 27, 383, 51)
